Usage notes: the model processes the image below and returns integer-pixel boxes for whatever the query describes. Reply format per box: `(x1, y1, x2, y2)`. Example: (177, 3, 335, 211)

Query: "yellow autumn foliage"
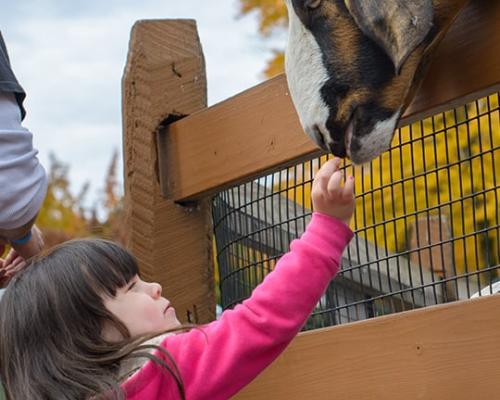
(239, 0, 287, 78)
(239, 0, 288, 35)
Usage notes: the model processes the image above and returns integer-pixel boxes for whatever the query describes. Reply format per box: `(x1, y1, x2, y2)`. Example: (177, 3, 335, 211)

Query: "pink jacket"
(124, 212, 353, 399)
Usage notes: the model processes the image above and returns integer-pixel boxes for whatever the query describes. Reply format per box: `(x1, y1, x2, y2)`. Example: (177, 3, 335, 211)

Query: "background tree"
(34, 149, 126, 250)
(36, 153, 89, 247)
(239, 0, 287, 77)
(92, 149, 127, 245)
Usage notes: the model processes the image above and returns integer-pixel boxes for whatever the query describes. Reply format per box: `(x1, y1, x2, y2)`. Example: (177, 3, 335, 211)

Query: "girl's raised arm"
(124, 159, 354, 400)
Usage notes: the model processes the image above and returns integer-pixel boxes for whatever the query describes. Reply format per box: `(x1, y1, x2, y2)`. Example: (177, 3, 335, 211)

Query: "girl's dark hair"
(0, 239, 185, 400)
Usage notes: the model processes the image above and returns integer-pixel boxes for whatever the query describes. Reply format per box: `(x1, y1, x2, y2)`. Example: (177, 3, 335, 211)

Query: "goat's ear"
(344, 0, 433, 74)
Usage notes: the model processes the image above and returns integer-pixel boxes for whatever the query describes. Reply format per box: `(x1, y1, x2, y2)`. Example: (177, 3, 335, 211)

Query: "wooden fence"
(122, 1, 500, 397)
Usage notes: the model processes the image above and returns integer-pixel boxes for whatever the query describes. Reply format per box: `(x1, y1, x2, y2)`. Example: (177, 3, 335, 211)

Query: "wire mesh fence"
(212, 92, 500, 330)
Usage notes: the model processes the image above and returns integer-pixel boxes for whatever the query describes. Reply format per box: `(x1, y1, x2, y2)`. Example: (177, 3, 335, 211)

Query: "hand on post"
(0, 248, 27, 287)
(0, 225, 44, 287)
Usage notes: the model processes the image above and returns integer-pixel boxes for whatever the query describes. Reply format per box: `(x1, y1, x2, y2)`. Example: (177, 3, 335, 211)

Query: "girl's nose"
(149, 282, 162, 299)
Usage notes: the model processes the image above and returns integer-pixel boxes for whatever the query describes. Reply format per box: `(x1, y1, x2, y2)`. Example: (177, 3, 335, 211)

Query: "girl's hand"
(311, 158, 355, 225)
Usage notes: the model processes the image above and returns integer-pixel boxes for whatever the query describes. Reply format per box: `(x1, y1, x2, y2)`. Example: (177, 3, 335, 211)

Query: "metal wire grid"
(212, 92, 500, 330)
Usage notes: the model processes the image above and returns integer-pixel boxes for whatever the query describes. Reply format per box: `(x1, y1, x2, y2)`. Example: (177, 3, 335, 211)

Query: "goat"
(285, 0, 470, 164)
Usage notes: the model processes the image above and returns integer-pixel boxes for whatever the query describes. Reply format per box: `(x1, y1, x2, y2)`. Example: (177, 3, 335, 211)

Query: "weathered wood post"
(122, 20, 215, 323)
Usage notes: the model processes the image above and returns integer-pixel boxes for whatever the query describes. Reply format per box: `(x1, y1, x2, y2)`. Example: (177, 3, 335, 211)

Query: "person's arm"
(0, 91, 47, 260)
(0, 219, 44, 257)
(124, 159, 354, 400)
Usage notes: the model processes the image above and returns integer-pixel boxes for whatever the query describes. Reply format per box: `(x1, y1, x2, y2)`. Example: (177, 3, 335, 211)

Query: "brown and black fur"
(287, 0, 470, 160)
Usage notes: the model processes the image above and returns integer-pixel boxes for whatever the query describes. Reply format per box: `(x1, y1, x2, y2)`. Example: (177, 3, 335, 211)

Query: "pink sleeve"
(124, 213, 353, 400)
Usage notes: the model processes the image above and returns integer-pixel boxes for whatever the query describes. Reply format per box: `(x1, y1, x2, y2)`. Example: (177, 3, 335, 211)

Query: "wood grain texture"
(235, 294, 500, 399)
(161, 0, 500, 202)
(122, 20, 215, 323)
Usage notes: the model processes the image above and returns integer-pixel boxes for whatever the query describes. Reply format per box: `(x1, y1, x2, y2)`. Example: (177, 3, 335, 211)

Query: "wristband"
(10, 229, 33, 245)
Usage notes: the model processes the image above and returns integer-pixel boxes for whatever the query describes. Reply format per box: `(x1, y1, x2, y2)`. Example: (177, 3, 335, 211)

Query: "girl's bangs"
(74, 239, 139, 298)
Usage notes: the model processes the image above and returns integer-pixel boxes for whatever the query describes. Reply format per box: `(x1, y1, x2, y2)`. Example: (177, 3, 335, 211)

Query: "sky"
(1, 0, 286, 214)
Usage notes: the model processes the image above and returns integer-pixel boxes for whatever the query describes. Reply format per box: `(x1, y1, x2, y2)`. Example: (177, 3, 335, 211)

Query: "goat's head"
(285, 0, 469, 164)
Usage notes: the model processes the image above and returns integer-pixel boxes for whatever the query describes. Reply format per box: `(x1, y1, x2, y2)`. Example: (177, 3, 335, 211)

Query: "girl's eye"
(127, 281, 137, 291)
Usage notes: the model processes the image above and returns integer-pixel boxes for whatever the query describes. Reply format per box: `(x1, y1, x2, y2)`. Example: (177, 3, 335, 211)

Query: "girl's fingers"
(314, 158, 341, 192)
(327, 170, 343, 197)
(343, 175, 355, 199)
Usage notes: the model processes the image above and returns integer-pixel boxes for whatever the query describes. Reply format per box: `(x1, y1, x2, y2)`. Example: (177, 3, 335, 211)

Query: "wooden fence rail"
(236, 294, 500, 399)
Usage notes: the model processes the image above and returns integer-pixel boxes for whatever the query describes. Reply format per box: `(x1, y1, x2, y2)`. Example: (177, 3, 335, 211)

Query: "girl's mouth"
(164, 303, 174, 314)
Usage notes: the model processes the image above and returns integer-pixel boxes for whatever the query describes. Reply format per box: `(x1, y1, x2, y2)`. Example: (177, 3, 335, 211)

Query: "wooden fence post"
(122, 20, 215, 323)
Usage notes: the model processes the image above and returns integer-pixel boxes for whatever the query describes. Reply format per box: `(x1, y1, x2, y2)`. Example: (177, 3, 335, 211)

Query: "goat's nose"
(328, 139, 347, 158)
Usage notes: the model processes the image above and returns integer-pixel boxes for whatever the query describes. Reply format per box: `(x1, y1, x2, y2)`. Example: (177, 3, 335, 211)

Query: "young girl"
(0, 158, 355, 400)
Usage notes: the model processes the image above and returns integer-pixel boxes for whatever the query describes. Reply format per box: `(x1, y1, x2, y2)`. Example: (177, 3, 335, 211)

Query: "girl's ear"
(344, 0, 434, 74)
(101, 320, 123, 343)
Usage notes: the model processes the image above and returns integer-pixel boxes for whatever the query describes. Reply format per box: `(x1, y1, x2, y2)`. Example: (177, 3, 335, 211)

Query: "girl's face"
(102, 275, 181, 341)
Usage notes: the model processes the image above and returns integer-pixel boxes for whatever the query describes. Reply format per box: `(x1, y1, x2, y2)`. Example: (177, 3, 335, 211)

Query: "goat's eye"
(305, 0, 322, 9)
